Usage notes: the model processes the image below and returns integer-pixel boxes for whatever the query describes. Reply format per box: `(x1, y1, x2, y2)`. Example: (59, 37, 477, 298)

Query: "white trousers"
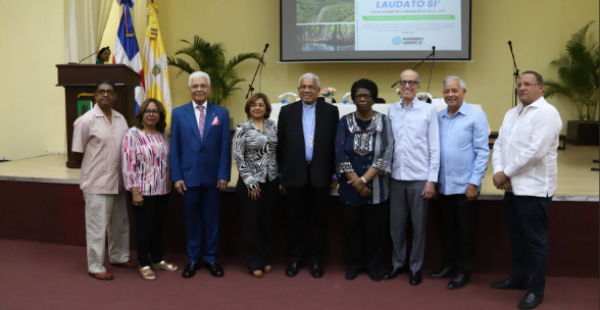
(84, 192, 130, 273)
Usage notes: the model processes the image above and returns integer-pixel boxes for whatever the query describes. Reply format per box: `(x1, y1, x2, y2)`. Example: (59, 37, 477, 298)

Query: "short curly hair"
(244, 93, 272, 119)
(351, 79, 378, 102)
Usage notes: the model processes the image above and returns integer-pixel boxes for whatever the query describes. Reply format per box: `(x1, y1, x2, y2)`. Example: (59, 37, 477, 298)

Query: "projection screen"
(281, 0, 472, 62)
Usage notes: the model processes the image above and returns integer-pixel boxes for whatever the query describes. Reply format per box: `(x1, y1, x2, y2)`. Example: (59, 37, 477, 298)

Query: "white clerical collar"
(302, 101, 316, 109)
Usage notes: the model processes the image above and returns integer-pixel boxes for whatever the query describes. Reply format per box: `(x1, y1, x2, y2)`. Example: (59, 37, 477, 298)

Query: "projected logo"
(402, 37, 424, 45)
(392, 36, 402, 45)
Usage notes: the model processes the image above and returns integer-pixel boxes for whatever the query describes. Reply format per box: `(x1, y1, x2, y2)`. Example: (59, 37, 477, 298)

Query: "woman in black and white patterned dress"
(233, 93, 279, 278)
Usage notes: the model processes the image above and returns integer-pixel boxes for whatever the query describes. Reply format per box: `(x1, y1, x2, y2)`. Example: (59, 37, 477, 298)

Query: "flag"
(113, 0, 145, 114)
(142, 3, 172, 129)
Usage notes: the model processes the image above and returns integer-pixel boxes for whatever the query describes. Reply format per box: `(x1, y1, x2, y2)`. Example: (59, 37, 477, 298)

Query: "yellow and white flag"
(142, 3, 172, 130)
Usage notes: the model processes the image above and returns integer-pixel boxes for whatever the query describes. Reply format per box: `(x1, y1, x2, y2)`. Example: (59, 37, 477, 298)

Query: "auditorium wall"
(1, 0, 598, 160)
(0, 0, 66, 160)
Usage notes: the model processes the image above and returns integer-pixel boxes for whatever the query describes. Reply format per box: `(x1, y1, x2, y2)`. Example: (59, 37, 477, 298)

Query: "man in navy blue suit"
(170, 71, 231, 278)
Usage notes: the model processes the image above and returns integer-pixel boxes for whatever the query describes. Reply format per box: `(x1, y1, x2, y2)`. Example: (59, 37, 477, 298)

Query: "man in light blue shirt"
(429, 76, 489, 290)
(383, 69, 440, 286)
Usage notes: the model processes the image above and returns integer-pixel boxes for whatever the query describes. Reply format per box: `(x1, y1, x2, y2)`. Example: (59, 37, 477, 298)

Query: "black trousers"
(236, 178, 279, 271)
(503, 192, 552, 297)
(438, 194, 477, 274)
(132, 194, 169, 267)
(341, 201, 389, 272)
(285, 171, 330, 264)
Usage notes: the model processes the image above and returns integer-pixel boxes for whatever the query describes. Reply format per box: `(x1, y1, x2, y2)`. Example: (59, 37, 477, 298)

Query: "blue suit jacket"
(170, 101, 231, 188)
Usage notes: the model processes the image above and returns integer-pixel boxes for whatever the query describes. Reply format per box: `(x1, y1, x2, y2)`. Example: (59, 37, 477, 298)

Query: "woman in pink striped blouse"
(122, 98, 177, 280)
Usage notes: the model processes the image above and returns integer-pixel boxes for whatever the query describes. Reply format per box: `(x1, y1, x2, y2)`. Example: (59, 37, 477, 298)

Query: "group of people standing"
(73, 68, 561, 310)
(73, 82, 178, 282)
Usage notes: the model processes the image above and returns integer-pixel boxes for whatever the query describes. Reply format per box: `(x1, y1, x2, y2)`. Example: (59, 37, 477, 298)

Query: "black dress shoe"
(429, 267, 456, 279)
(491, 277, 528, 290)
(182, 262, 201, 278)
(447, 272, 471, 290)
(517, 292, 543, 309)
(409, 270, 422, 286)
(383, 266, 407, 280)
(345, 268, 359, 280)
(204, 262, 224, 277)
(285, 262, 300, 277)
(368, 270, 382, 282)
(311, 263, 324, 278)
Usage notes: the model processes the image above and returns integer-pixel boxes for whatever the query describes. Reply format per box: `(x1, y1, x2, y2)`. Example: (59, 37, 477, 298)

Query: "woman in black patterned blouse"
(335, 79, 393, 282)
(233, 93, 279, 278)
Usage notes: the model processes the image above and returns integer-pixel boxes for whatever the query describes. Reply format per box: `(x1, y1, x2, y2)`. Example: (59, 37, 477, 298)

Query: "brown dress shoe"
(89, 271, 114, 280)
(111, 261, 138, 268)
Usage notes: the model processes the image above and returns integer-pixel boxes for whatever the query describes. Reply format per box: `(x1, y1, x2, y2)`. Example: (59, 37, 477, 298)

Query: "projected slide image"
(296, 0, 355, 52)
(281, 0, 470, 61)
(356, 0, 462, 51)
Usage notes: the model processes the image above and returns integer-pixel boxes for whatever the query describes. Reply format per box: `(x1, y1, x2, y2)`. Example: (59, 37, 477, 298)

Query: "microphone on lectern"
(79, 46, 110, 64)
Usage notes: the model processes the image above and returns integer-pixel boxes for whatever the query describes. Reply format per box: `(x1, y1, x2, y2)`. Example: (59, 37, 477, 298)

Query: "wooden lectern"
(56, 64, 141, 168)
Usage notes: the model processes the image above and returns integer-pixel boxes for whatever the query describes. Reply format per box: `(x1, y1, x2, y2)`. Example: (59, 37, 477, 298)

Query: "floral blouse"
(121, 127, 171, 196)
(335, 111, 393, 206)
(233, 118, 278, 190)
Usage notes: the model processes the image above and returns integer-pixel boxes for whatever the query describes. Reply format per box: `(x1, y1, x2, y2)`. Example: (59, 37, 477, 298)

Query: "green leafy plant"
(167, 36, 264, 105)
(296, 0, 354, 23)
(544, 21, 599, 121)
(321, 3, 354, 22)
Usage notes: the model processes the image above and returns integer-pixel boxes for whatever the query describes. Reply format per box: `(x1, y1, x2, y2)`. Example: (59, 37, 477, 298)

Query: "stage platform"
(0, 144, 598, 201)
(0, 145, 598, 278)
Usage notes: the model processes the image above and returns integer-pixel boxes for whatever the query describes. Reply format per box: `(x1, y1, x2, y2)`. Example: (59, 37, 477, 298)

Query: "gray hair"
(399, 69, 421, 84)
(442, 76, 466, 91)
(188, 71, 211, 87)
(298, 72, 320, 87)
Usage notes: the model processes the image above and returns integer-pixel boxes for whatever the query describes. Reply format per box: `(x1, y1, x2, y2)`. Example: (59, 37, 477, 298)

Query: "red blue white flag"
(112, 0, 145, 113)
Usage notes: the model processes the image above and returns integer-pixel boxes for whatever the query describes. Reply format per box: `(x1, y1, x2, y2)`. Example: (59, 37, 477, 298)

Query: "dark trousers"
(285, 173, 330, 264)
(341, 201, 389, 272)
(503, 192, 552, 296)
(236, 178, 279, 271)
(133, 194, 169, 267)
(184, 186, 220, 264)
(438, 194, 477, 274)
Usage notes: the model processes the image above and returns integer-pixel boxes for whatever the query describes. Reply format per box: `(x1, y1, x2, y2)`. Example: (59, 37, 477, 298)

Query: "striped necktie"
(197, 105, 205, 139)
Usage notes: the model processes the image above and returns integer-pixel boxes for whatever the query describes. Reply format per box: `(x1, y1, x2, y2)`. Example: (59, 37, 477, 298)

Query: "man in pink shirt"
(72, 80, 138, 280)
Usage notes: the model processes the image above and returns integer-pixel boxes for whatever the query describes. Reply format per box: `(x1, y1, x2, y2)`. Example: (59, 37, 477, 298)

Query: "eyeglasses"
(399, 80, 419, 86)
(96, 90, 116, 96)
(355, 94, 373, 99)
(299, 85, 317, 91)
(190, 84, 209, 90)
(517, 83, 540, 88)
(144, 109, 160, 115)
(250, 103, 266, 108)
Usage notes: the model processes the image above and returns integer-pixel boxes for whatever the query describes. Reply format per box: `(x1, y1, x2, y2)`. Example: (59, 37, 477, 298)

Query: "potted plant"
(167, 36, 264, 105)
(544, 21, 599, 145)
